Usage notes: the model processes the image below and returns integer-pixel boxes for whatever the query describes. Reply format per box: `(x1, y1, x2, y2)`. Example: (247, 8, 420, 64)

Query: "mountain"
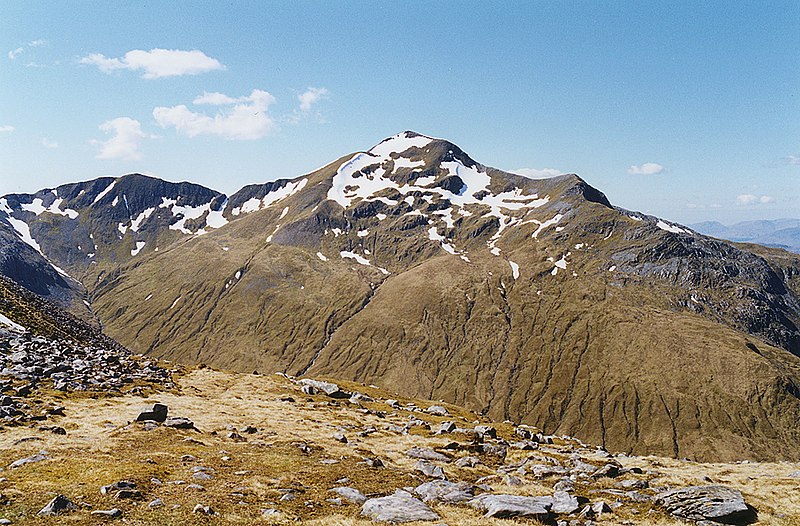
(691, 219, 800, 254)
(3, 131, 800, 462)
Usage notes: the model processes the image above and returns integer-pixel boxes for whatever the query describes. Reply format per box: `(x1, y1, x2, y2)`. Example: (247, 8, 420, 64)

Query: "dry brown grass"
(0, 368, 797, 525)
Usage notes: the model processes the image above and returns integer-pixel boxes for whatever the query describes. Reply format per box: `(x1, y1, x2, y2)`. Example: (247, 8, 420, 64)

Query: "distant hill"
(691, 219, 800, 254)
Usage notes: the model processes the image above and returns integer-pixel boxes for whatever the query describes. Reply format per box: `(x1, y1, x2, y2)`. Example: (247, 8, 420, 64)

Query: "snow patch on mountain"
(93, 180, 116, 204)
(21, 197, 79, 219)
(131, 241, 146, 256)
(657, 220, 688, 234)
(130, 207, 155, 232)
(368, 131, 433, 158)
(0, 312, 26, 333)
(509, 260, 520, 279)
(206, 201, 229, 229)
(340, 250, 389, 275)
(532, 214, 564, 239)
(231, 179, 308, 216)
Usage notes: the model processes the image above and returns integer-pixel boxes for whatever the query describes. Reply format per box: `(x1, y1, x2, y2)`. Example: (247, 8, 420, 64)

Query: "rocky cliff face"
(4, 132, 800, 461)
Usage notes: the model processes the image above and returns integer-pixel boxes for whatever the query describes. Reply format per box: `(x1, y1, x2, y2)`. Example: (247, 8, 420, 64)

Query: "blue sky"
(1, 1, 798, 225)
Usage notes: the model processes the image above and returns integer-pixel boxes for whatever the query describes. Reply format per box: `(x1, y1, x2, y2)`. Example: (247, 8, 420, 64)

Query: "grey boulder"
(469, 494, 553, 519)
(656, 485, 756, 524)
(361, 491, 440, 522)
(331, 486, 367, 505)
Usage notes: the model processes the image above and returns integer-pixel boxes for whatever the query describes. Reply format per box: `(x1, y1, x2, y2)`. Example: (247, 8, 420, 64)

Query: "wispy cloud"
(736, 194, 774, 205)
(41, 138, 59, 148)
(80, 48, 225, 79)
(298, 87, 329, 112)
(513, 167, 562, 178)
(92, 117, 152, 160)
(0, 125, 14, 133)
(786, 154, 800, 166)
(7, 39, 46, 61)
(627, 162, 665, 175)
(154, 89, 276, 140)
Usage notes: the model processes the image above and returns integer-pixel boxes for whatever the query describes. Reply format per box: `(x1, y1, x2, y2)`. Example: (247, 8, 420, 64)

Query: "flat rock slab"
(469, 494, 553, 519)
(361, 491, 440, 522)
(414, 480, 476, 503)
(656, 485, 756, 524)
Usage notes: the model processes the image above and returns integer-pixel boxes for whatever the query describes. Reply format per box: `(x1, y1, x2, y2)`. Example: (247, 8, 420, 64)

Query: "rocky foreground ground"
(0, 328, 798, 525)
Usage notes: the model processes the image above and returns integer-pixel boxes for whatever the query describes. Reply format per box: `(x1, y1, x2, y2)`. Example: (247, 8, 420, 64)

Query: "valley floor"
(0, 368, 797, 525)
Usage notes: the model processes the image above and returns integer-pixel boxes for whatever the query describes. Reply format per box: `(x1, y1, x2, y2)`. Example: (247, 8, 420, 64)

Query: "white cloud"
(513, 167, 562, 178)
(298, 87, 329, 112)
(627, 162, 665, 175)
(41, 138, 58, 148)
(28, 39, 46, 48)
(154, 89, 276, 140)
(736, 194, 774, 205)
(193, 92, 240, 105)
(93, 117, 150, 160)
(80, 48, 225, 79)
(0, 125, 14, 133)
(786, 154, 800, 166)
(8, 47, 23, 60)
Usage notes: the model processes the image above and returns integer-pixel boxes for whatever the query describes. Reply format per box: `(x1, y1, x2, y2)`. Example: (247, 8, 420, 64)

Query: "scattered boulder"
(163, 417, 195, 429)
(405, 447, 450, 463)
(454, 456, 481, 468)
(330, 486, 367, 505)
(425, 405, 450, 416)
(100, 481, 137, 495)
(413, 480, 477, 503)
(415, 460, 446, 479)
(474, 425, 497, 439)
(297, 379, 348, 398)
(333, 432, 348, 443)
(468, 494, 553, 519)
(552, 491, 581, 514)
(38, 494, 76, 516)
(592, 462, 622, 478)
(192, 504, 215, 515)
(656, 485, 756, 524)
(136, 403, 168, 423)
(361, 490, 440, 522)
(9, 450, 48, 469)
(434, 421, 456, 434)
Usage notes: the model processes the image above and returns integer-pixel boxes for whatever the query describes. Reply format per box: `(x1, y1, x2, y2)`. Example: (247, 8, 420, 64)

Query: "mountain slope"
(6, 132, 800, 462)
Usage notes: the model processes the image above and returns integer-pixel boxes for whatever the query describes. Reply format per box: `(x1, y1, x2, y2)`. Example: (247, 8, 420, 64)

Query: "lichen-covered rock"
(656, 485, 756, 524)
